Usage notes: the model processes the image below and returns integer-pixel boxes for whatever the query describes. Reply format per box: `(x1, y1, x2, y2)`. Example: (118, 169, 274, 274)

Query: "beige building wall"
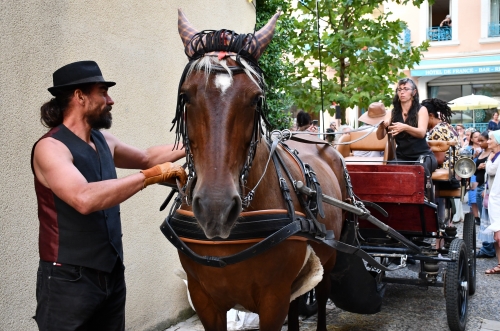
(387, 0, 500, 102)
(0, 1, 255, 330)
(389, 0, 500, 56)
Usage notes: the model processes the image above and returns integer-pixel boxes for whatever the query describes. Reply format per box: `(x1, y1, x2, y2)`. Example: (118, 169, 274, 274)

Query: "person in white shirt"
(484, 130, 500, 274)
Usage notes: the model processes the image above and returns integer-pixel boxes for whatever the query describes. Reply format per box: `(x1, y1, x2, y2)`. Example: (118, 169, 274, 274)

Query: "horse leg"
(315, 271, 332, 331)
(258, 294, 290, 331)
(187, 280, 227, 331)
(287, 298, 300, 331)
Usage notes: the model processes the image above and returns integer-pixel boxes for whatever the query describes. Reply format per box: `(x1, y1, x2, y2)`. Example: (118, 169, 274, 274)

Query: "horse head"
(174, 9, 279, 239)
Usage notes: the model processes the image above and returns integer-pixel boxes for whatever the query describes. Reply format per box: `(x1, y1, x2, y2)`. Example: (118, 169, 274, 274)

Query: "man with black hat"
(31, 61, 186, 331)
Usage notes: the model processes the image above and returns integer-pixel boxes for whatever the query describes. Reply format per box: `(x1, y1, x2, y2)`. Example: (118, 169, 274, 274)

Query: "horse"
(163, 10, 347, 331)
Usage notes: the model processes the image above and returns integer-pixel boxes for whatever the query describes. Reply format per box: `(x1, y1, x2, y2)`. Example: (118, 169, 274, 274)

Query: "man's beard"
(87, 105, 112, 130)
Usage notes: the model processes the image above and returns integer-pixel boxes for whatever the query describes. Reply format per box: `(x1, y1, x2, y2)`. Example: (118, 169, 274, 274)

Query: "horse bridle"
(171, 56, 269, 207)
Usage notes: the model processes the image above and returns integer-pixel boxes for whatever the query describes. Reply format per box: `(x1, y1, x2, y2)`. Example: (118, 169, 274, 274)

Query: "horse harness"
(160, 128, 364, 268)
(163, 33, 403, 269)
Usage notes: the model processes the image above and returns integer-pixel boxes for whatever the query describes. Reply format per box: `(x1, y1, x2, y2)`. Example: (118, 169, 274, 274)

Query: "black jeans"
(35, 260, 126, 331)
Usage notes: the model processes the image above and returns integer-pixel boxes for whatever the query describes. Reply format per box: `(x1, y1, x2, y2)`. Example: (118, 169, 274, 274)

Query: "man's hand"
(141, 162, 187, 188)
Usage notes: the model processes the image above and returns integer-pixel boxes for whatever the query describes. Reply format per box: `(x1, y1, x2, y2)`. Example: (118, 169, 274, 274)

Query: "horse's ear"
(253, 12, 281, 60)
(178, 8, 199, 48)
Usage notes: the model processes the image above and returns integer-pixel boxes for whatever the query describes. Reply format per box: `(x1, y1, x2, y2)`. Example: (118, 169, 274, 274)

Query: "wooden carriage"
(329, 130, 475, 331)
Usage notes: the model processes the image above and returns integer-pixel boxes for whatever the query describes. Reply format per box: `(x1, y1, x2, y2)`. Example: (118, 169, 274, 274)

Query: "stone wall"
(0, 1, 255, 330)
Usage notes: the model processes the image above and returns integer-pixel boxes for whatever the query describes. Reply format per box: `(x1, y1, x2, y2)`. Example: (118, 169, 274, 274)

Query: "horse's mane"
(184, 29, 260, 63)
(186, 56, 263, 92)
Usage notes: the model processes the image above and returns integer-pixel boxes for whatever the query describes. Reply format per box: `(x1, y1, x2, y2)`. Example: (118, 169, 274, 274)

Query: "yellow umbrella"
(448, 94, 499, 127)
(449, 94, 499, 111)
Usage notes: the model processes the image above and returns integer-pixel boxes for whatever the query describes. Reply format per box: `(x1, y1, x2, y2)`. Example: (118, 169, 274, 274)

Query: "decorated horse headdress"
(171, 9, 280, 148)
(178, 9, 279, 62)
(171, 10, 280, 200)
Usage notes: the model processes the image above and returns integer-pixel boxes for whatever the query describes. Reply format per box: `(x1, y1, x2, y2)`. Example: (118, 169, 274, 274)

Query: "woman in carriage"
(376, 78, 437, 188)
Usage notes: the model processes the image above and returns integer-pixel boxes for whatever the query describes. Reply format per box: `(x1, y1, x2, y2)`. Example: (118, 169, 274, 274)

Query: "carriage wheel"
(462, 213, 476, 295)
(298, 289, 318, 317)
(445, 238, 469, 331)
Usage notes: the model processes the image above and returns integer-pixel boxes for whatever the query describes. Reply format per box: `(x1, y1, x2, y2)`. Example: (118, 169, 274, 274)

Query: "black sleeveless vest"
(31, 124, 123, 273)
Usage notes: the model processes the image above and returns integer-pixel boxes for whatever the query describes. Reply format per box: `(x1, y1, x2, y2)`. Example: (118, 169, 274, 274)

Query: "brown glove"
(141, 162, 187, 188)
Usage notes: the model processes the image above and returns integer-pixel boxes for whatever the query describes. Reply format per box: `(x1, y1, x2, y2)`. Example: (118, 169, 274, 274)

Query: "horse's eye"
(252, 96, 263, 107)
(180, 93, 190, 104)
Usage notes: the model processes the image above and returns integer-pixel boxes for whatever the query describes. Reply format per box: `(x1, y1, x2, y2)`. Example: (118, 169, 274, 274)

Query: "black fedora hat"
(48, 60, 115, 96)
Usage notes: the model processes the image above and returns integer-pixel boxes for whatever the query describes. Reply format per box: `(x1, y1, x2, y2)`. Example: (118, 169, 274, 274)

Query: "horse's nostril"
(227, 196, 242, 224)
(192, 196, 201, 214)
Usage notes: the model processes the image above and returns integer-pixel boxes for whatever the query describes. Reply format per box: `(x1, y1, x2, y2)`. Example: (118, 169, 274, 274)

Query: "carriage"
(159, 10, 477, 331)
(321, 129, 476, 331)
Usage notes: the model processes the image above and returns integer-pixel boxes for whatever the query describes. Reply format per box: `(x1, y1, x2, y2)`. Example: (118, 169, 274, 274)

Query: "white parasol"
(448, 94, 500, 126)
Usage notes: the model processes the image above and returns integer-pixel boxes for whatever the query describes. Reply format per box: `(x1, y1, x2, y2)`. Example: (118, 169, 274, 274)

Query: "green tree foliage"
(288, 0, 430, 123)
(255, 0, 296, 130)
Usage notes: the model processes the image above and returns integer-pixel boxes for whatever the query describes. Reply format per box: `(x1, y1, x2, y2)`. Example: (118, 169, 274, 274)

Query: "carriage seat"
(428, 140, 460, 198)
(428, 140, 457, 181)
(337, 130, 391, 164)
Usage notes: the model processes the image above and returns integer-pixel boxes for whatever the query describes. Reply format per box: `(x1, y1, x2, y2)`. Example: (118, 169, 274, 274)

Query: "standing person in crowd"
(455, 124, 466, 148)
(477, 131, 500, 259)
(463, 130, 482, 223)
(488, 112, 500, 131)
(463, 127, 474, 148)
(440, 14, 452, 27)
(484, 130, 500, 274)
(377, 78, 437, 184)
(31, 61, 187, 331)
(296, 110, 317, 133)
(474, 131, 492, 225)
(325, 121, 337, 143)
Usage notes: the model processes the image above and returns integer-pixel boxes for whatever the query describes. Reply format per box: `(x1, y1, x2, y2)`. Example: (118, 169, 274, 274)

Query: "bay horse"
(163, 10, 347, 331)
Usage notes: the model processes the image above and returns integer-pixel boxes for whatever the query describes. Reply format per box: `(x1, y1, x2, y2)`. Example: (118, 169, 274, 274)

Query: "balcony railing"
(489, 22, 500, 37)
(427, 26, 452, 41)
(463, 123, 488, 133)
(401, 28, 411, 45)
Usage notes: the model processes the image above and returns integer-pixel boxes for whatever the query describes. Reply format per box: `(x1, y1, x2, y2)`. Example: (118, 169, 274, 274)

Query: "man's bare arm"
(103, 131, 185, 169)
(33, 138, 146, 215)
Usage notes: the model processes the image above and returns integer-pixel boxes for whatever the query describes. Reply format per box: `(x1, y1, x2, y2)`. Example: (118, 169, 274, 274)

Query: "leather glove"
(141, 162, 187, 188)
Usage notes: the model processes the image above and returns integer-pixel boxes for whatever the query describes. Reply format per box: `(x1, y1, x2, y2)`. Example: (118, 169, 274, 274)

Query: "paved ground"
(165, 207, 500, 331)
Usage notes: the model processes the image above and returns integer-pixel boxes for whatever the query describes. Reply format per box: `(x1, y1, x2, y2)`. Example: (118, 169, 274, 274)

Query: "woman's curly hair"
(421, 98, 454, 124)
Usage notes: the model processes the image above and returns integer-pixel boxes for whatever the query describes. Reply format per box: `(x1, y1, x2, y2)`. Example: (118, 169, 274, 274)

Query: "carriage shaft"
(295, 181, 421, 254)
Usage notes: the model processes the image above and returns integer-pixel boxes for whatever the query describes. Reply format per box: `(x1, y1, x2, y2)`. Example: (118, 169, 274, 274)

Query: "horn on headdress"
(178, 9, 199, 48)
(253, 12, 281, 59)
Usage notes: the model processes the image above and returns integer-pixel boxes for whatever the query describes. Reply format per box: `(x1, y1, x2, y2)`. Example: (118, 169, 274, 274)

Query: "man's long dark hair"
(40, 84, 93, 128)
(391, 78, 420, 130)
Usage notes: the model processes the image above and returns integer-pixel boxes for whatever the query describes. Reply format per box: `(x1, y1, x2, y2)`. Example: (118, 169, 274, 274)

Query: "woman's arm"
(486, 153, 500, 175)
